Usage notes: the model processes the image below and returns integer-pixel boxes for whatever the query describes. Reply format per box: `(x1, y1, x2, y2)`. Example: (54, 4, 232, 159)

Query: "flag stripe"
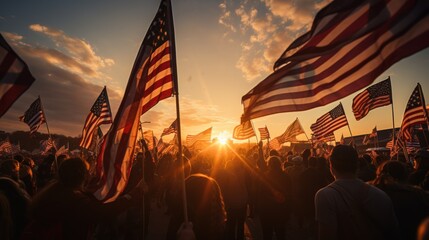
(79, 88, 112, 150)
(233, 121, 255, 140)
(352, 78, 392, 120)
(242, 0, 429, 120)
(92, 0, 176, 202)
(311, 103, 348, 138)
(0, 34, 35, 117)
(186, 127, 212, 146)
(258, 127, 270, 140)
(400, 84, 427, 141)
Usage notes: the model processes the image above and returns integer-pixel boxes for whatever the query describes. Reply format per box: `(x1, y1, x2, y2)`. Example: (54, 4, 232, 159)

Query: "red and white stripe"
(186, 127, 212, 146)
(79, 102, 111, 149)
(0, 34, 35, 117)
(242, 0, 429, 120)
(311, 103, 348, 138)
(91, 0, 176, 202)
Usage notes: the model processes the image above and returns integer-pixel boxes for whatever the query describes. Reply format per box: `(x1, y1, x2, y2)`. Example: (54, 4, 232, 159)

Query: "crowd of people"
(1, 139, 429, 240)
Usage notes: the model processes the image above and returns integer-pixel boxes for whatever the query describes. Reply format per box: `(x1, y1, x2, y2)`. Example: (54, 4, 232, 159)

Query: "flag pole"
(39, 96, 58, 170)
(389, 76, 396, 149)
(168, 0, 188, 223)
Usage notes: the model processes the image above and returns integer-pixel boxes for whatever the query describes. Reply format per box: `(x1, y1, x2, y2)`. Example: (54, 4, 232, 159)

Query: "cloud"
(219, 0, 331, 81)
(0, 30, 121, 136)
(28, 24, 114, 79)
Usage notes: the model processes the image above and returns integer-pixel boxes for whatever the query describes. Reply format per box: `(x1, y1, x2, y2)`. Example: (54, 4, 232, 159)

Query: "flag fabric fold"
(242, 0, 429, 120)
(258, 126, 270, 141)
(0, 33, 36, 118)
(19, 97, 46, 134)
(277, 118, 305, 144)
(161, 119, 177, 137)
(310, 103, 348, 138)
(233, 121, 255, 140)
(352, 78, 392, 120)
(91, 0, 177, 202)
(79, 87, 112, 149)
(399, 83, 428, 141)
(186, 127, 212, 146)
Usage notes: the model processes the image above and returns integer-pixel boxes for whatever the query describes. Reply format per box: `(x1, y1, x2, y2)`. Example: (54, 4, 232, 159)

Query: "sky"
(1, 0, 429, 143)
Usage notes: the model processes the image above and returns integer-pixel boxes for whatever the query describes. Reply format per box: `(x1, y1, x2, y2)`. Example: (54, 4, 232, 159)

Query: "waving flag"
(161, 119, 177, 137)
(19, 97, 46, 134)
(0, 33, 35, 118)
(311, 103, 348, 138)
(258, 126, 270, 140)
(277, 118, 305, 144)
(92, 0, 177, 202)
(233, 121, 255, 140)
(352, 78, 392, 120)
(79, 87, 112, 149)
(369, 127, 378, 138)
(399, 83, 428, 141)
(186, 127, 212, 146)
(242, 0, 429, 120)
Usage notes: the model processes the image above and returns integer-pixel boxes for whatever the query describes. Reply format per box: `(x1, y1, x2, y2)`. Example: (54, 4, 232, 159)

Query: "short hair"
(58, 158, 88, 188)
(329, 145, 358, 173)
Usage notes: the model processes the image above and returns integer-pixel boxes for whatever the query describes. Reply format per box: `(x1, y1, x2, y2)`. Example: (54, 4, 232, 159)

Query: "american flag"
(277, 118, 305, 144)
(19, 97, 46, 134)
(91, 0, 177, 202)
(399, 83, 428, 141)
(186, 127, 212, 146)
(79, 87, 112, 149)
(258, 126, 270, 141)
(352, 78, 392, 121)
(233, 120, 255, 140)
(242, 0, 429, 120)
(311, 103, 348, 138)
(143, 130, 157, 151)
(315, 132, 336, 143)
(161, 119, 177, 137)
(0, 33, 35, 118)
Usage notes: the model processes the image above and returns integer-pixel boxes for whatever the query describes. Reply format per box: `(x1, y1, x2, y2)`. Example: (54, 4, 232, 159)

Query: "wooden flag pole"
(389, 76, 396, 150)
(169, 0, 189, 223)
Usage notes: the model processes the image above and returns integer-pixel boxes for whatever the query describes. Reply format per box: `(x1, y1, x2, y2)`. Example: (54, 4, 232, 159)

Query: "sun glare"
(217, 131, 230, 145)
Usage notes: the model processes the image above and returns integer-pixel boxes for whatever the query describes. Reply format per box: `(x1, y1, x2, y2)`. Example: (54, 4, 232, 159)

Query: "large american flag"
(258, 126, 270, 140)
(186, 127, 212, 146)
(352, 78, 392, 120)
(0, 33, 35, 118)
(242, 0, 429, 120)
(91, 0, 177, 202)
(311, 103, 348, 138)
(399, 83, 428, 141)
(233, 121, 255, 140)
(79, 87, 112, 149)
(19, 97, 45, 134)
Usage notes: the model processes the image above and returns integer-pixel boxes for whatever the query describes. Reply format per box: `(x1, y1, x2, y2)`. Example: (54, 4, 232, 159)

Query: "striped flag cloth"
(186, 127, 212, 146)
(79, 87, 112, 149)
(268, 137, 282, 151)
(40, 137, 56, 155)
(258, 126, 270, 140)
(352, 78, 392, 121)
(242, 0, 429, 120)
(313, 132, 336, 143)
(161, 119, 177, 137)
(19, 97, 46, 134)
(277, 118, 305, 144)
(0, 33, 35, 117)
(233, 121, 255, 140)
(311, 103, 348, 138)
(91, 0, 177, 202)
(399, 83, 428, 141)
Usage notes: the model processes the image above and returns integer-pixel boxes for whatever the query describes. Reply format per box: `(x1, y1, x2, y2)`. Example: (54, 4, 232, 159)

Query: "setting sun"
(216, 131, 230, 145)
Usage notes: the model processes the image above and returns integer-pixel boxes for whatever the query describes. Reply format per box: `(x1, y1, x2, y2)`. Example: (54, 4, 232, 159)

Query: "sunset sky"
(1, 0, 429, 143)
